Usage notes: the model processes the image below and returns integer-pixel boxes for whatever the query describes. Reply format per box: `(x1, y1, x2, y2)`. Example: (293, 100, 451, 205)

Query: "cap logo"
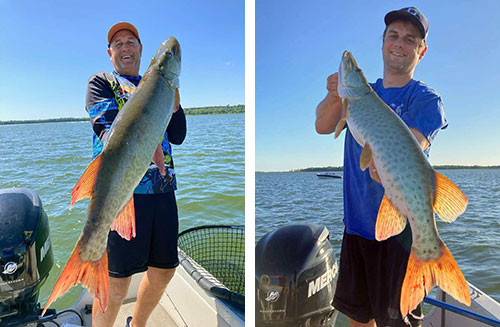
(406, 7, 421, 18)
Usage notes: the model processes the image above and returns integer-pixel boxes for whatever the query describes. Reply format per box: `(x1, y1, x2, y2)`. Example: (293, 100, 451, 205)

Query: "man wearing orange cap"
(85, 22, 186, 327)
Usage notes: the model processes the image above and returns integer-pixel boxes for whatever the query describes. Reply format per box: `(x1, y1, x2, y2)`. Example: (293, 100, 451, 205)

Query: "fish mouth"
(169, 40, 181, 63)
(338, 51, 369, 99)
(154, 37, 181, 87)
(338, 51, 355, 96)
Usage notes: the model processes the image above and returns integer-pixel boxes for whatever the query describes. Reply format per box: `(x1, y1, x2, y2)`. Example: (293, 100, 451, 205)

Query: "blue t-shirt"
(342, 78, 448, 239)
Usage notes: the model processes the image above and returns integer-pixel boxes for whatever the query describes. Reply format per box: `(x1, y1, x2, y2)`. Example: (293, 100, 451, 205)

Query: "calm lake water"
(0, 114, 244, 310)
(256, 169, 500, 325)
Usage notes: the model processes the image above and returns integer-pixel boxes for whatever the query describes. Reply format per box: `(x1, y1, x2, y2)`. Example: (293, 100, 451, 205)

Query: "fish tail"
(400, 242, 471, 318)
(42, 241, 109, 316)
(110, 197, 136, 240)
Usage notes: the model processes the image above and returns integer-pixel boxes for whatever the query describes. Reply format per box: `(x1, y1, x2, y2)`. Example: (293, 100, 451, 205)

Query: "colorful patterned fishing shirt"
(85, 71, 186, 194)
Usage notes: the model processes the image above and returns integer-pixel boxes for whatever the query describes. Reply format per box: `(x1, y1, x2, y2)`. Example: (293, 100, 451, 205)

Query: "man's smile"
(390, 50, 405, 57)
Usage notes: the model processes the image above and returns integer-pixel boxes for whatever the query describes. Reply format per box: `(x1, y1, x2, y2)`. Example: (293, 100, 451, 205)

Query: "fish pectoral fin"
(360, 144, 373, 171)
(71, 154, 102, 208)
(153, 144, 166, 176)
(110, 197, 136, 241)
(368, 161, 382, 184)
(360, 144, 382, 184)
(375, 195, 407, 241)
(433, 171, 468, 222)
(334, 99, 348, 139)
(400, 243, 471, 318)
(41, 241, 109, 317)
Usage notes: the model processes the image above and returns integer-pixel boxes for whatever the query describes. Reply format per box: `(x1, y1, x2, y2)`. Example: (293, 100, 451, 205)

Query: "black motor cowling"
(0, 188, 54, 326)
(255, 224, 338, 327)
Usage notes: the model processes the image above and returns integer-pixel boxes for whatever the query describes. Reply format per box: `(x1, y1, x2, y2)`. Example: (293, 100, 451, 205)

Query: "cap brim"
(107, 22, 140, 45)
(385, 11, 426, 40)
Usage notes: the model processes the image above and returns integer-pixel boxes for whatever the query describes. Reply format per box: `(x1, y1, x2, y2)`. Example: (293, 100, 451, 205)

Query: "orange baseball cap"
(107, 22, 140, 46)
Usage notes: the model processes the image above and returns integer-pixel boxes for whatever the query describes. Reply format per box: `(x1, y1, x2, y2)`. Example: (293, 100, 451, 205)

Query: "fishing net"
(177, 225, 245, 307)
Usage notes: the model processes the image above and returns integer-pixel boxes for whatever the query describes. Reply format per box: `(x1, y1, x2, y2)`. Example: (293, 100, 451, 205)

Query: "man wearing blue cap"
(316, 7, 447, 327)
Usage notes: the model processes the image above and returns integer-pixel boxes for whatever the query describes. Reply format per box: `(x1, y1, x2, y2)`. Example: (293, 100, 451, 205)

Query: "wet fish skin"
(42, 37, 181, 315)
(336, 51, 470, 317)
(78, 37, 181, 260)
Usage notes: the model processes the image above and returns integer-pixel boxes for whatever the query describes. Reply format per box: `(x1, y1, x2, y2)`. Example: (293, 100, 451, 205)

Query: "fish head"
(338, 51, 371, 99)
(152, 37, 181, 89)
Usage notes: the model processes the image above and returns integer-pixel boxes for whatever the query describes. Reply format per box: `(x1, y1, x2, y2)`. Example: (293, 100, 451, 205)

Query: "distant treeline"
(291, 165, 500, 173)
(0, 105, 245, 125)
(184, 105, 244, 115)
(434, 165, 500, 170)
(293, 166, 344, 172)
(0, 117, 88, 125)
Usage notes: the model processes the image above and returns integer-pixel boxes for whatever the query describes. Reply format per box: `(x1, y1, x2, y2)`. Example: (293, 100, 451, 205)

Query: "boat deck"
(114, 290, 183, 327)
(54, 265, 244, 327)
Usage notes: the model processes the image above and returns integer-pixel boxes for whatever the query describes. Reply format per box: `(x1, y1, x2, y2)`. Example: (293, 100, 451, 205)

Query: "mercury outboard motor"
(255, 224, 338, 327)
(0, 188, 53, 327)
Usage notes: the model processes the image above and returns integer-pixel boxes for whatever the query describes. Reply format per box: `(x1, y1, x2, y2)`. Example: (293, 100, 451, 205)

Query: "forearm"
(315, 92, 343, 134)
(409, 127, 430, 151)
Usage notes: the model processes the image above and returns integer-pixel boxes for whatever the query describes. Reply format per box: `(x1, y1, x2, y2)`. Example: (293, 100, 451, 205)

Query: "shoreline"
(256, 165, 500, 173)
(0, 105, 245, 125)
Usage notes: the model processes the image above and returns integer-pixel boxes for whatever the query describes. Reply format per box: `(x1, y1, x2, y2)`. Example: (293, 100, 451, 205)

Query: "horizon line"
(256, 165, 500, 173)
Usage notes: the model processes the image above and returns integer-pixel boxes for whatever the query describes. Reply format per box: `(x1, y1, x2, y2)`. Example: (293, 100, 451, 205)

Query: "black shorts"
(107, 192, 179, 278)
(332, 225, 423, 327)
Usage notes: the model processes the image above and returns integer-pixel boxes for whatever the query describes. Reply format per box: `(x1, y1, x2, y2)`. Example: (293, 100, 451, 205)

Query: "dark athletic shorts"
(107, 191, 179, 278)
(332, 225, 423, 327)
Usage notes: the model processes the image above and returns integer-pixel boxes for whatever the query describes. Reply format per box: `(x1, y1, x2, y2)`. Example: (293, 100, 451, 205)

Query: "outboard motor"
(255, 224, 338, 327)
(0, 188, 53, 327)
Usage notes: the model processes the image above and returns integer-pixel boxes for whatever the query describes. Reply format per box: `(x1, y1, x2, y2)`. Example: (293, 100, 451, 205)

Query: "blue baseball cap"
(384, 7, 429, 40)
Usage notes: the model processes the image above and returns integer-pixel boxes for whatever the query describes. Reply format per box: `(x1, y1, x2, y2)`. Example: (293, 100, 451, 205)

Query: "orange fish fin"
(433, 171, 468, 222)
(70, 155, 102, 208)
(42, 242, 109, 316)
(375, 195, 407, 241)
(400, 243, 471, 318)
(360, 144, 373, 171)
(110, 197, 136, 240)
(153, 144, 166, 176)
(334, 99, 348, 139)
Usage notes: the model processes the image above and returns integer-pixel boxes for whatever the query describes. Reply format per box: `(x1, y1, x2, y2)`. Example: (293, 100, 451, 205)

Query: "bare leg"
(348, 317, 376, 327)
(130, 267, 176, 327)
(92, 276, 132, 327)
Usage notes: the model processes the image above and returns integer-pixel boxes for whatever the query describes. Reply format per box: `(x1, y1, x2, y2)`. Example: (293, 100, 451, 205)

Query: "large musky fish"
(42, 37, 181, 315)
(335, 51, 470, 317)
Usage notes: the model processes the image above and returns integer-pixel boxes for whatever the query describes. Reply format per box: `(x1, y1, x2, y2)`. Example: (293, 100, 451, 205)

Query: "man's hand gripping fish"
(335, 51, 471, 317)
(42, 37, 181, 315)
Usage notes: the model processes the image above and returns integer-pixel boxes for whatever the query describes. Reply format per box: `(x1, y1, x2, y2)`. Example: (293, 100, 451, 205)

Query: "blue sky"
(256, 1, 500, 171)
(0, 0, 244, 121)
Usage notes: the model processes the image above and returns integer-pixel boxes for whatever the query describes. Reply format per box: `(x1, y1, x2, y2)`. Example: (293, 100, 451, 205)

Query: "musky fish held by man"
(42, 37, 181, 315)
(335, 51, 470, 317)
